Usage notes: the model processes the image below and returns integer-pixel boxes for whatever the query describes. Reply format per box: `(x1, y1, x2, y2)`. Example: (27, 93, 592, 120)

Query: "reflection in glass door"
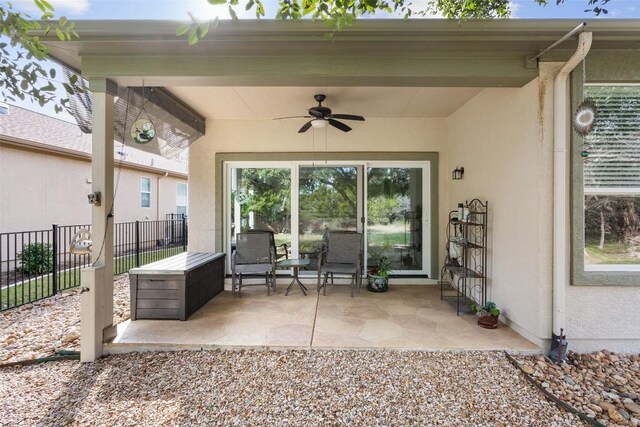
(298, 166, 361, 271)
(229, 166, 291, 268)
(367, 166, 426, 273)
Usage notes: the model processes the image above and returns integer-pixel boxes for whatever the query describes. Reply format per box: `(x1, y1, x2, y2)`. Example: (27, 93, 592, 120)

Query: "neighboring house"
(38, 19, 640, 360)
(0, 105, 188, 234)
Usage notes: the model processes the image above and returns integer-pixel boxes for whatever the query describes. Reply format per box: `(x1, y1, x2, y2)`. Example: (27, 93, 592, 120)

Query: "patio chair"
(232, 231, 276, 296)
(247, 229, 289, 261)
(317, 231, 363, 297)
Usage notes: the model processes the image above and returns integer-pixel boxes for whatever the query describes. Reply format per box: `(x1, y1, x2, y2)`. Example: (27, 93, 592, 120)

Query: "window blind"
(584, 85, 640, 192)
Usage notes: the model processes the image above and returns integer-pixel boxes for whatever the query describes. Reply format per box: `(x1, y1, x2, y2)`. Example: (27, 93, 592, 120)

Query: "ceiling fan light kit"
(311, 119, 328, 129)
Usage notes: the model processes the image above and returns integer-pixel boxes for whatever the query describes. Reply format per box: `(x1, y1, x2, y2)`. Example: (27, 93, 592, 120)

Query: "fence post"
(182, 216, 187, 251)
(135, 220, 140, 268)
(52, 224, 58, 295)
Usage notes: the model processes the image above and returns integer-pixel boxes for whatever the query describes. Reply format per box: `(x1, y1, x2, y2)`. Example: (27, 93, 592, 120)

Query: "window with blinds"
(583, 85, 640, 268)
(584, 85, 640, 194)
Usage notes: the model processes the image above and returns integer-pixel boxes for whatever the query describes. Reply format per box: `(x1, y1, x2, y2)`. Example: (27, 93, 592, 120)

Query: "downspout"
(552, 31, 592, 337)
(156, 171, 169, 220)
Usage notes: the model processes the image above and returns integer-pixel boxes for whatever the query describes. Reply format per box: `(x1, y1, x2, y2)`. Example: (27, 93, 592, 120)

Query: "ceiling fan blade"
(298, 121, 313, 133)
(329, 114, 365, 121)
(273, 116, 312, 120)
(328, 119, 352, 132)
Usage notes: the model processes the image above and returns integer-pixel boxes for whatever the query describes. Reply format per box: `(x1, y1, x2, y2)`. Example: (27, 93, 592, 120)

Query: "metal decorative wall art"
(130, 118, 156, 145)
(573, 99, 598, 137)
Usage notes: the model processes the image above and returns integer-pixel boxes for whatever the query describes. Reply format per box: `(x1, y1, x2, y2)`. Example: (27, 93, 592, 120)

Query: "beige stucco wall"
(113, 170, 186, 222)
(567, 285, 640, 353)
(0, 146, 92, 231)
(0, 145, 187, 233)
(188, 118, 448, 255)
(446, 63, 640, 352)
(445, 72, 554, 346)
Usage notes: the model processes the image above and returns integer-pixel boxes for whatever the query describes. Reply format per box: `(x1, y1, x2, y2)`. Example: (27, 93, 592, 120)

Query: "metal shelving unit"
(439, 199, 488, 315)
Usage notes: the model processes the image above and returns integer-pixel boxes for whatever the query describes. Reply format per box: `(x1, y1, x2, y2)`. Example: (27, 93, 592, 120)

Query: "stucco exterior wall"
(112, 171, 186, 222)
(188, 118, 449, 255)
(0, 145, 187, 233)
(445, 63, 640, 353)
(445, 71, 554, 347)
(566, 285, 640, 353)
(0, 146, 92, 231)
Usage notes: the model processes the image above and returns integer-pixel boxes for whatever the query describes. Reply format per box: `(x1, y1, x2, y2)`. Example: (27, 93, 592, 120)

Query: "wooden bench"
(129, 252, 226, 321)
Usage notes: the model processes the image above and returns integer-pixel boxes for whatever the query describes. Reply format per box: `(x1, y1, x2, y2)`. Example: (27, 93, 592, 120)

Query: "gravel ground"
(0, 276, 633, 426)
(0, 350, 585, 427)
(515, 352, 640, 426)
(0, 274, 130, 364)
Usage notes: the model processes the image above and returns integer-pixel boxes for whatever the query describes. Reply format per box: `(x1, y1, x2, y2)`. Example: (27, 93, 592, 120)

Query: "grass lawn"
(1, 247, 184, 310)
(584, 238, 640, 265)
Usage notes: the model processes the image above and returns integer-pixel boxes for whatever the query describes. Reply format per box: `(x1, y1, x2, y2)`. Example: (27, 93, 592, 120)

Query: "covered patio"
(106, 284, 538, 353)
(36, 19, 640, 360)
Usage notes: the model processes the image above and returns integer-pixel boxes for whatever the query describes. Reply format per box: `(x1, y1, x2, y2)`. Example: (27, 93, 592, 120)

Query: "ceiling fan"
(276, 94, 365, 133)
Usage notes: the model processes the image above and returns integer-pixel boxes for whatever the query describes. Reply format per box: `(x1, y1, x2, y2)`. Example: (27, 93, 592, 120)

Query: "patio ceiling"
(38, 19, 640, 121)
(166, 86, 484, 119)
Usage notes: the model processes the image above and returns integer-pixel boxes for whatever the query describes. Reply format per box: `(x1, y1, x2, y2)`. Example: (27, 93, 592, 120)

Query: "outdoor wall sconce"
(452, 166, 465, 180)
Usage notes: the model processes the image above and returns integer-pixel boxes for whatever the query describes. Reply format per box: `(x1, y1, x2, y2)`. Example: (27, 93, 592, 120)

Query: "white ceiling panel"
(167, 86, 484, 120)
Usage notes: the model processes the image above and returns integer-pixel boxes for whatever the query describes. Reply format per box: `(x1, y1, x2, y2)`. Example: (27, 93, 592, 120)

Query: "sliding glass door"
(225, 161, 429, 276)
(228, 165, 292, 269)
(298, 165, 363, 271)
(367, 166, 426, 272)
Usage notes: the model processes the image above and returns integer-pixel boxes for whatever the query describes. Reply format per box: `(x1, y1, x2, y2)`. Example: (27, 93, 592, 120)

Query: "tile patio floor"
(106, 283, 539, 354)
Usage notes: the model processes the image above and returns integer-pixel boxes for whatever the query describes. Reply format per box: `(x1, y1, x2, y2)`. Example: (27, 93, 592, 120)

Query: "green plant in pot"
(471, 301, 500, 329)
(367, 256, 392, 292)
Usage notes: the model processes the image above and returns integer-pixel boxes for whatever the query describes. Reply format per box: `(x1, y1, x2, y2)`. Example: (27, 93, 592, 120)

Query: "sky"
(4, 0, 640, 122)
(10, 0, 640, 20)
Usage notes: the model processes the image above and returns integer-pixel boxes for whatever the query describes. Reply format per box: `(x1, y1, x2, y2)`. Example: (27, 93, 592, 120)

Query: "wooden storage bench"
(129, 252, 226, 321)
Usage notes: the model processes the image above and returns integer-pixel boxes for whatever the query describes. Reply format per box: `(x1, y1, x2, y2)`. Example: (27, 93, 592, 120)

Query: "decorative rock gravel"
(0, 350, 585, 426)
(0, 274, 130, 364)
(515, 351, 640, 426)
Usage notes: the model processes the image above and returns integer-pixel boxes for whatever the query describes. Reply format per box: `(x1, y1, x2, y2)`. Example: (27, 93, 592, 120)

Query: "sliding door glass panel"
(367, 167, 423, 272)
(230, 167, 291, 267)
(299, 166, 359, 271)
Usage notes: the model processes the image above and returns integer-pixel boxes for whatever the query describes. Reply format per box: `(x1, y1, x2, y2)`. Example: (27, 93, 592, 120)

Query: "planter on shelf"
(471, 301, 500, 329)
(366, 256, 392, 292)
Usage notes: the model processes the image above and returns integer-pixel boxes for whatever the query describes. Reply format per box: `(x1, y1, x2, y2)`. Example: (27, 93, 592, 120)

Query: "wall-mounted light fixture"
(452, 166, 464, 180)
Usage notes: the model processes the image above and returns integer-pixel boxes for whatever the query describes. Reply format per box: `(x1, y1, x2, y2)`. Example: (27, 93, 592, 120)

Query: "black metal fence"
(0, 217, 187, 311)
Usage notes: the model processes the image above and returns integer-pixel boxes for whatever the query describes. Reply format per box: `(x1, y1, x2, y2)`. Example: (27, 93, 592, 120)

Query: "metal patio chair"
(317, 230, 363, 297)
(232, 231, 276, 296)
(247, 229, 289, 261)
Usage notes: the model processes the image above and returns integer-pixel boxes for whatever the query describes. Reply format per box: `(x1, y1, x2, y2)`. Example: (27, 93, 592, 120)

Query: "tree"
(0, 0, 83, 113)
(235, 168, 291, 233)
(180, 0, 612, 43)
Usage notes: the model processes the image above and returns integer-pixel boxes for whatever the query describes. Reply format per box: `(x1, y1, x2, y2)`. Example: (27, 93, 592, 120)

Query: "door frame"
(224, 159, 431, 276)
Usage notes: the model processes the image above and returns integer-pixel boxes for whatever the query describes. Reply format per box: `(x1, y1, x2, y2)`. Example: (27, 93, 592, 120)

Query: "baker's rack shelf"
(439, 199, 488, 315)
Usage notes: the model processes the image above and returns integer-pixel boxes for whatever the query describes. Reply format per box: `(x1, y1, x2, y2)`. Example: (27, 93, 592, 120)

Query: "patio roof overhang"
(47, 18, 640, 362)
(39, 19, 640, 89)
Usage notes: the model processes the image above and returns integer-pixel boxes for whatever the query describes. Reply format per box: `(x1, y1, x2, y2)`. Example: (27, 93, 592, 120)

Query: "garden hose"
(0, 349, 80, 369)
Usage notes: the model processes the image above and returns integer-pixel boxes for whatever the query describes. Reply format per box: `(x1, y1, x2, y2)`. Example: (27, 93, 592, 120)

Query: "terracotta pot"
(477, 314, 499, 329)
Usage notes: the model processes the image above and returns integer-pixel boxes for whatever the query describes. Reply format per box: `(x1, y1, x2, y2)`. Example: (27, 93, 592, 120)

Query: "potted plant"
(471, 301, 500, 329)
(367, 256, 392, 292)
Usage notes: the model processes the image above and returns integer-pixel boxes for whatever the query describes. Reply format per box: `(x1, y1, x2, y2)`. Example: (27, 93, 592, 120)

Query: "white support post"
(80, 79, 116, 362)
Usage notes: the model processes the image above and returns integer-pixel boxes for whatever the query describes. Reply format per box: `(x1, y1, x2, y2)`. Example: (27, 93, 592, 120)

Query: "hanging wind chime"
(130, 86, 156, 145)
(573, 55, 597, 163)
